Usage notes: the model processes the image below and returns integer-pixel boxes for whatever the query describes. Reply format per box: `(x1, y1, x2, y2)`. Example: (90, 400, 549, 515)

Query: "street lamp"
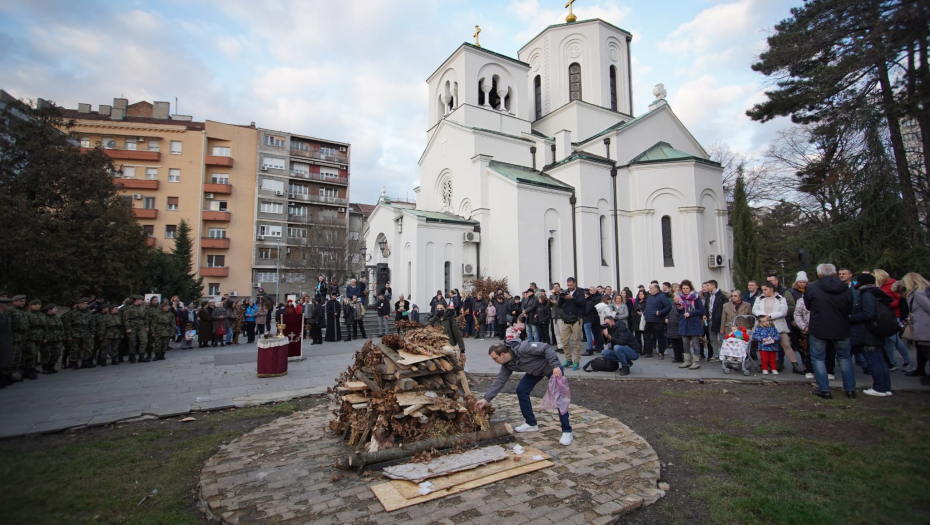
(361, 246, 371, 263)
(378, 238, 390, 257)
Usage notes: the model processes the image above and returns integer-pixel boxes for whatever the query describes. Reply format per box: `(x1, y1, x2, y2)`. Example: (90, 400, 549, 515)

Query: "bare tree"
(281, 218, 364, 292)
(707, 142, 779, 205)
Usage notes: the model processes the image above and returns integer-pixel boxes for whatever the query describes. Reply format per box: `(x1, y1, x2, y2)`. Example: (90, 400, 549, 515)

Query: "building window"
(264, 135, 285, 148)
(168, 169, 180, 182)
(124, 139, 137, 151)
(143, 225, 154, 237)
(349, 231, 360, 240)
(569, 63, 582, 101)
(147, 140, 159, 152)
(256, 272, 278, 282)
(320, 167, 339, 179)
(211, 146, 231, 156)
(259, 225, 282, 237)
(534, 75, 542, 120)
(208, 228, 226, 238)
(208, 283, 220, 296)
(146, 168, 158, 180)
(80, 137, 90, 148)
(120, 195, 132, 208)
(261, 178, 284, 193)
(207, 255, 225, 267)
(260, 201, 283, 214)
(165, 225, 177, 238)
(211, 174, 229, 185)
(661, 215, 674, 267)
(609, 65, 618, 111)
(258, 248, 274, 260)
(208, 200, 228, 211)
(262, 157, 285, 170)
(292, 162, 310, 175)
(320, 146, 336, 158)
(122, 166, 136, 179)
(320, 209, 337, 219)
(170, 141, 182, 154)
(321, 187, 338, 198)
(288, 183, 308, 195)
(143, 197, 156, 209)
(102, 137, 115, 149)
(288, 206, 308, 216)
(167, 197, 179, 211)
(292, 141, 310, 152)
(288, 227, 307, 238)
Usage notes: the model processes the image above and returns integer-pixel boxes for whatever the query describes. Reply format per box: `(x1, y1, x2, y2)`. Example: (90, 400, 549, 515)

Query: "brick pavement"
(199, 394, 665, 524)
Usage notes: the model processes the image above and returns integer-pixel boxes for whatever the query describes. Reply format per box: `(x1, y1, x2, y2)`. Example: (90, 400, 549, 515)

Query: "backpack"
(867, 295, 900, 338)
(582, 357, 619, 372)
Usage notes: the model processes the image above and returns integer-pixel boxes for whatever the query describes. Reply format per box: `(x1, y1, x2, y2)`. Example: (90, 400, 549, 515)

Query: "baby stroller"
(719, 315, 757, 376)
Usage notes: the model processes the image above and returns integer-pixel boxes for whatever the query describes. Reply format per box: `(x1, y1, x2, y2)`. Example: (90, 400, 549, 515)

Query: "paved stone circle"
(199, 394, 665, 525)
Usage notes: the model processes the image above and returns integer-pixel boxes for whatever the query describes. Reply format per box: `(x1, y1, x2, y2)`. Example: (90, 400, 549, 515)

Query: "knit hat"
(11, 295, 26, 302)
(28, 299, 41, 306)
(855, 273, 876, 289)
(795, 271, 809, 282)
(41, 303, 56, 312)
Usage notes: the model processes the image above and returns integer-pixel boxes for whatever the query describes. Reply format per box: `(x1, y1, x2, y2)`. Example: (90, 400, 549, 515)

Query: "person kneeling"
(600, 315, 640, 376)
(477, 341, 573, 446)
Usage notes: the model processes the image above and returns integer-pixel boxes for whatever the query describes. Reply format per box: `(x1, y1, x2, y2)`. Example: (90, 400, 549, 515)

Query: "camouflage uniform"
(59, 308, 74, 366)
(92, 308, 107, 362)
(8, 304, 28, 375)
(152, 308, 176, 360)
(144, 302, 159, 356)
(97, 310, 123, 364)
(64, 307, 95, 365)
(41, 308, 64, 371)
(24, 307, 46, 374)
(121, 302, 147, 359)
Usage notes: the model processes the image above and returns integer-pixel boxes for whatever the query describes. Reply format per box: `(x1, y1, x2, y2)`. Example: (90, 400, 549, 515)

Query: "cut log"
(457, 371, 472, 396)
(378, 344, 413, 369)
(334, 422, 514, 470)
(381, 445, 510, 483)
(394, 366, 462, 379)
(436, 358, 454, 371)
(394, 392, 436, 406)
(403, 404, 425, 416)
(344, 381, 369, 391)
(423, 360, 437, 371)
(396, 378, 416, 391)
(351, 403, 368, 410)
(364, 434, 516, 472)
(352, 371, 381, 392)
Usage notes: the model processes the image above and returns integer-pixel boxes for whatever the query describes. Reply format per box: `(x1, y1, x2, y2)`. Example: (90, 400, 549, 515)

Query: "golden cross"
(565, 0, 577, 22)
(473, 25, 481, 47)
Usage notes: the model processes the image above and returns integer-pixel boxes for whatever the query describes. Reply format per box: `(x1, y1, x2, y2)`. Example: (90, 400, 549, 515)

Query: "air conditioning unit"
(229, 291, 237, 297)
(261, 166, 268, 171)
(133, 193, 143, 200)
(275, 191, 284, 196)
(288, 193, 296, 199)
(463, 232, 480, 243)
(136, 137, 145, 142)
(707, 254, 726, 269)
(253, 282, 261, 288)
(205, 193, 215, 199)
(286, 248, 291, 254)
(339, 147, 346, 152)
(257, 234, 265, 240)
(463, 264, 475, 275)
(338, 207, 346, 213)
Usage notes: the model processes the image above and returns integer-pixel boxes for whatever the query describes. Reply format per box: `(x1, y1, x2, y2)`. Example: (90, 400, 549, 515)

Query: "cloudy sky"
(0, 0, 800, 204)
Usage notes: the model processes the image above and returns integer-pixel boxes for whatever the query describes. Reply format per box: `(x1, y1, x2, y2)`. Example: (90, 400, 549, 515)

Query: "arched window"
(609, 66, 618, 111)
(661, 216, 674, 267)
(599, 215, 609, 266)
(444, 261, 452, 294)
(534, 75, 542, 120)
(568, 63, 582, 101)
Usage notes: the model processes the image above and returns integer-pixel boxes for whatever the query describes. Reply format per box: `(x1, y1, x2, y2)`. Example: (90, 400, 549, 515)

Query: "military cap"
(78, 297, 91, 303)
(41, 303, 57, 312)
(131, 294, 144, 301)
(0, 298, 11, 304)
(28, 298, 41, 306)
(11, 295, 26, 302)
(100, 303, 110, 310)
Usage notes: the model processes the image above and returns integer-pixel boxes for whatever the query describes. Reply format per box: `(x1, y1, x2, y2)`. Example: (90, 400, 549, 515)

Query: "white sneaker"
(772, 370, 779, 375)
(805, 373, 814, 380)
(762, 370, 769, 375)
(863, 389, 889, 397)
(828, 374, 836, 380)
(559, 432, 573, 446)
(515, 423, 539, 433)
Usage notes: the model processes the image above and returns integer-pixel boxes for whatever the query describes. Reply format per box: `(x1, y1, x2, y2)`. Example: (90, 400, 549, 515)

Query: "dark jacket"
(630, 299, 645, 331)
(522, 294, 539, 324)
(474, 299, 488, 323)
(803, 276, 853, 340)
(666, 304, 681, 339)
(643, 292, 672, 323)
(743, 289, 762, 308)
(605, 321, 641, 352)
(508, 297, 522, 323)
(377, 298, 391, 317)
(429, 296, 447, 315)
(197, 307, 213, 343)
(536, 299, 552, 325)
(495, 298, 508, 324)
(428, 309, 465, 351)
(345, 284, 360, 300)
(704, 290, 726, 332)
(343, 302, 356, 324)
(557, 288, 586, 323)
(314, 281, 328, 300)
(849, 286, 891, 347)
(677, 296, 705, 337)
(484, 340, 561, 402)
(394, 299, 410, 321)
(582, 293, 601, 325)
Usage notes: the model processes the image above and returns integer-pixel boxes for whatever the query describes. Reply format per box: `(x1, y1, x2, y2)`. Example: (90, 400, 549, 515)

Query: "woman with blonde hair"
(901, 273, 930, 385)
(873, 269, 912, 371)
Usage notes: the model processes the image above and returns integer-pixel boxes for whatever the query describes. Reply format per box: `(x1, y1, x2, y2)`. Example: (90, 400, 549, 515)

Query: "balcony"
(307, 194, 347, 205)
(288, 171, 349, 185)
(205, 155, 234, 167)
(83, 147, 160, 161)
(146, 237, 157, 247)
(133, 208, 158, 219)
(201, 210, 231, 222)
(289, 147, 348, 164)
(287, 214, 345, 226)
(200, 266, 229, 277)
(201, 237, 230, 249)
(203, 183, 233, 195)
(115, 178, 159, 190)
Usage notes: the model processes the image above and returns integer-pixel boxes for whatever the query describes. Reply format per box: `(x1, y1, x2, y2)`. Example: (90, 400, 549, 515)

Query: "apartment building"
(253, 128, 351, 298)
(59, 98, 258, 299)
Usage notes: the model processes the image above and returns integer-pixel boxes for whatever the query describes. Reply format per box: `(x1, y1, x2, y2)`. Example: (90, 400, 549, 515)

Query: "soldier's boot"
(41, 364, 54, 374)
(139, 352, 151, 363)
(119, 354, 126, 363)
(71, 361, 80, 370)
(22, 368, 37, 380)
(7, 373, 22, 383)
(49, 364, 58, 374)
(111, 356, 119, 366)
(98, 357, 107, 367)
(129, 354, 137, 363)
(157, 352, 166, 361)
(86, 359, 96, 368)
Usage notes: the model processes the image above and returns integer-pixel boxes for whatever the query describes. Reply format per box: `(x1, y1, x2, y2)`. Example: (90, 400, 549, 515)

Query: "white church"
(364, 12, 732, 303)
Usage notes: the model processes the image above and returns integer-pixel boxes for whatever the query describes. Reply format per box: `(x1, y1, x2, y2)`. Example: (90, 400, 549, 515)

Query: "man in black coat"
(804, 263, 854, 399)
(521, 289, 539, 342)
(702, 280, 726, 362)
(308, 299, 324, 344)
(557, 277, 586, 369)
(324, 293, 341, 342)
(601, 315, 641, 375)
(642, 283, 672, 359)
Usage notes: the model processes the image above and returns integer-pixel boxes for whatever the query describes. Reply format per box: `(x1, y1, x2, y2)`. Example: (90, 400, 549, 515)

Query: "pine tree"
(731, 173, 762, 291)
(171, 219, 203, 301)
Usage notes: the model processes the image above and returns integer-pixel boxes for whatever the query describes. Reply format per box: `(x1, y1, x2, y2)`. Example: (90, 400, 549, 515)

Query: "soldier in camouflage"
(142, 296, 160, 362)
(64, 298, 96, 369)
(152, 301, 175, 361)
(40, 303, 63, 374)
(97, 304, 123, 366)
(23, 299, 45, 380)
(122, 295, 147, 363)
(7, 295, 27, 383)
(59, 300, 77, 368)
(92, 302, 107, 365)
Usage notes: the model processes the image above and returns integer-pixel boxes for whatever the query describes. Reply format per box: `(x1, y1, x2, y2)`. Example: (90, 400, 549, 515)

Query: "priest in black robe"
(325, 292, 341, 342)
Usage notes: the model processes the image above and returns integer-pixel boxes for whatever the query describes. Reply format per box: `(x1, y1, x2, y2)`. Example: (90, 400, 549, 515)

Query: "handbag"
(215, 323, 227, 337)
(638, 314, 646, 331)
(902, 317, 915, 342)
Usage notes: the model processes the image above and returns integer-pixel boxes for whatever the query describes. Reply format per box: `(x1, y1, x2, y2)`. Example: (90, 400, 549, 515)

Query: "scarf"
(678, 291, 699, 311)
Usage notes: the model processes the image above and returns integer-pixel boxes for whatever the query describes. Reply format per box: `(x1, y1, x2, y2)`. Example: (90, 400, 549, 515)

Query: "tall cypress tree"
(171, 219, 203, 301)
(731, 173, 761, 291)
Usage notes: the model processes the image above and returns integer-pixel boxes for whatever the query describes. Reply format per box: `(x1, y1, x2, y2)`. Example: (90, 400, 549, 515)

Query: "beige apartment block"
(58, 98, 257, 300)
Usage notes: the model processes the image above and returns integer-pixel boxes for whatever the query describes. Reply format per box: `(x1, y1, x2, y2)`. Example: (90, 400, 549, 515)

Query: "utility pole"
(275, 235, 281, 335)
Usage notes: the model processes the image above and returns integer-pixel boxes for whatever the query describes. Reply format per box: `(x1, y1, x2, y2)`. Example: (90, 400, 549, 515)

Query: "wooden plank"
(341, 393, 369, 404)
(423, 360, 437, 371)
(393, 392, 436, 406)
(352, 371, 381, 392)
(371, 460, 553, 511)
(382, 445, 510, 483)
(403, 404, 425, 416)
(457, 371, 472, 396)
(336, 386, 350, 394)
(396, 349, 441, 365)
(389, 446, 548, 496)
(351, 403, 368, 409)
(344, 381, 369, 391)
(436, 358, 454, 371)
(396, 378, 416, 391)
(377, 343, 413, 369)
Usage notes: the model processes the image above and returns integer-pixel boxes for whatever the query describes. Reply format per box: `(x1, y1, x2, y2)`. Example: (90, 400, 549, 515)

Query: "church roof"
(489, 160, 574, 192)
(545, 151, 616, 171)
(427, 43, 529, 81)
(576, 116, 637, 145)
(472, 127, 535, 144)
(629, 141, 721, 167)
(404, 209, 478, 225)
(519, 19, 633, 53)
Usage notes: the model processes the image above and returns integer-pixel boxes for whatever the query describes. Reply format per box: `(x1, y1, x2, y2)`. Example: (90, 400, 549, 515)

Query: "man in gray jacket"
(477, 340, 573, 446)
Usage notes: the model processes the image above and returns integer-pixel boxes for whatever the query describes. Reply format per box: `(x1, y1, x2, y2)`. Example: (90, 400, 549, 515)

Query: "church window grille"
(599, 215, 609, 266)
(661, 216, 674, 267)
(547, 237, 555, 286)
(441, 179, 453, 208)
(609, 66, 618, 111)
(489, 78, 501, 109)
(534, 75, 542, 119)
(444, 261, 452, 294)
(569, 63, 582, 101)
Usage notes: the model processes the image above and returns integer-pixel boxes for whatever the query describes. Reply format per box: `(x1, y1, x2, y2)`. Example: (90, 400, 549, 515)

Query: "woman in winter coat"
(429, 291, 447, 316)
(536, 291, 552, 344)
(495, 296, 508, 340)
(676, 280, 705, 370)
(256, 298, 269, 336)
(850, 275, 895, 396)
(874, 269, 912, 370)
(609, 294, 629, 324)
(666, 295, 683, 363)
(211, 303, 228, 347)
(631, 289, 647, 350)
(197, 302, 214, 348)
(902, 272, 930, 386)
(244, 299, 257, 343)
(753, 281, 804, 374)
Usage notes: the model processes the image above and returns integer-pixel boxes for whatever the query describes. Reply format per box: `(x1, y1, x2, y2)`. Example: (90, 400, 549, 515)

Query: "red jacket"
(880, 278, 901, 318)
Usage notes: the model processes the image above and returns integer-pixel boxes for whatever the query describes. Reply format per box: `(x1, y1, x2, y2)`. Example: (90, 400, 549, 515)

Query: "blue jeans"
(516, 371, 572, 432)
(862, 345, 891, 393)
(602, 345, 640, 367)
(809, 335, 855, 392)
(884, 333, 911, 367)
(526, 323, 540, 342)
(584, 322, 595, 350)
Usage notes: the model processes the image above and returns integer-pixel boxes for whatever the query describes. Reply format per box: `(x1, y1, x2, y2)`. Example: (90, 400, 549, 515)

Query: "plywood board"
(390, 446, 547, 498)
(396, 349, 441, 366)
(344, 381, 369, 391)
(393, 392, 437, 406)
(342, 394, 369, 404)
(371, 459, 553, 511)
(383, 445, 509, 483)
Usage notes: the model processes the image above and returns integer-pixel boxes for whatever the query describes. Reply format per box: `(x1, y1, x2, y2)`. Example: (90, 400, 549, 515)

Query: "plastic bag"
(540, 375, 571, 415)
